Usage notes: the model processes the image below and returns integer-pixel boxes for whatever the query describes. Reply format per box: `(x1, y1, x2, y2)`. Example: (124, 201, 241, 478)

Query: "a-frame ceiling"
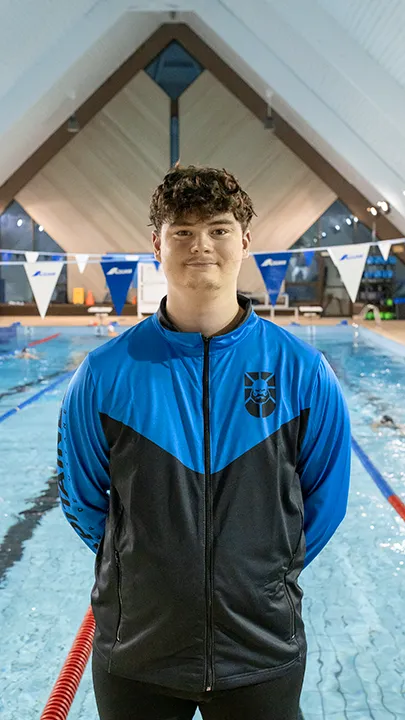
(1, 1, 405, 239)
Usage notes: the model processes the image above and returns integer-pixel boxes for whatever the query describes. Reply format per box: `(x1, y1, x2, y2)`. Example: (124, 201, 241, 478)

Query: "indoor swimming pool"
(0, 323, 405, 719)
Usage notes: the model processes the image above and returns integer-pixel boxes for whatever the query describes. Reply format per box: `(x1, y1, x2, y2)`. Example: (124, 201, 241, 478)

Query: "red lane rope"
(40, 606, 95, 719)
(388, 494, 405, 521)
(27, 333, 60, 347)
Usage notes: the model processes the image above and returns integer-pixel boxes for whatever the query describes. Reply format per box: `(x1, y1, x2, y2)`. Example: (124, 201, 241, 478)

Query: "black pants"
(92, 651, 306, 720)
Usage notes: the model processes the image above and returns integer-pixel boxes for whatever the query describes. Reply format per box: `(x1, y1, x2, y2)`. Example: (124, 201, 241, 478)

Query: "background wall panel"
(179, 72, 337, 293)
(16, 69, 336, 302)
(16, 72, 170, 301)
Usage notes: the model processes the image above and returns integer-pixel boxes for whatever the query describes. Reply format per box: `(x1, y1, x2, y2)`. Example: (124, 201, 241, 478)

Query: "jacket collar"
(152, 293, 259, 353)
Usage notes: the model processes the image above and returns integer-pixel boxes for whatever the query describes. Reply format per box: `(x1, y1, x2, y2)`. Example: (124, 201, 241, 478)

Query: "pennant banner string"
(0, 237, 403, 264)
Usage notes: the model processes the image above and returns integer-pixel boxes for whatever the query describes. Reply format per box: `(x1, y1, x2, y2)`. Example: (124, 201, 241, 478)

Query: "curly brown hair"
(149, 165, 255, 233)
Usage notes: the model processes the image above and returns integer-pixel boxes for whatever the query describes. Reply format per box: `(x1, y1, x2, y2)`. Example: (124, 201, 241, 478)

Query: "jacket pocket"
(283, 574, 296, 640)
(263, 576, 295, 643)
(114, 550, 123, 642)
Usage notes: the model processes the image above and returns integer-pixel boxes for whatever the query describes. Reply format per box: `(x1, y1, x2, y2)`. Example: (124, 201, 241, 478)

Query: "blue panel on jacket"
(87, 315, 320, 475)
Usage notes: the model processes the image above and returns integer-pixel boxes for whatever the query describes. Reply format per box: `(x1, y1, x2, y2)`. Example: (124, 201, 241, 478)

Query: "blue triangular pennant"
(132, 265, 138, 290)
(303, 251, 314, 267)
(254, 253, 291, 305)
(101, 260, 138, 315)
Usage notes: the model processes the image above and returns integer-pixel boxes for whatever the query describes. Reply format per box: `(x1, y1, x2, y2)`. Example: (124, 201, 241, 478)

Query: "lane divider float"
(27, 332, 60, 347)
(0, 371, 74, 424)
(0, 332, 60, 359)
(40, 606, 95, 719)
(351, 436, 405, 522)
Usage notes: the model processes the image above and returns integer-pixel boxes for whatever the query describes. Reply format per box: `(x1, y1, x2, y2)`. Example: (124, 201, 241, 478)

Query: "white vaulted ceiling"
(317, 0, 405, 89)
(1, 0, 405, 233)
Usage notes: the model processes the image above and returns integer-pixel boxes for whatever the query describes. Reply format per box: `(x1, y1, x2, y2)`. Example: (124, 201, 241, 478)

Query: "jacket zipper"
(283, 573, 296, 639)
(115, 550, 123, 642)
(203, 336, 214, 692)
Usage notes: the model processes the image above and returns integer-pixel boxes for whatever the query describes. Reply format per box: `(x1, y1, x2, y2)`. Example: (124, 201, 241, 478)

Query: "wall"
(179, 72, 336, 293)
(16, 72, 170, 301)
(15, 70, 337, 301)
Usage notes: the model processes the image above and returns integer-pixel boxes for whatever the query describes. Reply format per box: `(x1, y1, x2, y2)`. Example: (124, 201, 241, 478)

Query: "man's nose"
(190, 232, 213, 253)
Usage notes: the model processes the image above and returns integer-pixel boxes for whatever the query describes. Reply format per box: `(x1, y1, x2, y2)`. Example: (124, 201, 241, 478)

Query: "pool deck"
(2, 313, 405, 346)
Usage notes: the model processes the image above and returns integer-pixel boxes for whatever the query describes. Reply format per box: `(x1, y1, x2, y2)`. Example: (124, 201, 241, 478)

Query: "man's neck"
(165, 289, 244, 337)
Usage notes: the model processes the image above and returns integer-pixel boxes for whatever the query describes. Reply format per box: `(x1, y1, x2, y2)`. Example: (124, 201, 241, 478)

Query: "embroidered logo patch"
(244, 372, 276, 418)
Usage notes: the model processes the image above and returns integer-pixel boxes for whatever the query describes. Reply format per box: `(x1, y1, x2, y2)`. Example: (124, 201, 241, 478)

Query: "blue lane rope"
(351, 435, 405, 520)
(320, 349, 405, 520)
(0, 371, 74, 424)
(351, 436, 393, 500)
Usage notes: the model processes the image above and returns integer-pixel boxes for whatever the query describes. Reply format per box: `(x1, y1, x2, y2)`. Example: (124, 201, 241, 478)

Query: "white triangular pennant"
(327, 244, 369, 303)
(25, 251, 39, 263)
(75, 253, 89, 274)
(24, 262, 63, 318)
(377, 241, 394, 261)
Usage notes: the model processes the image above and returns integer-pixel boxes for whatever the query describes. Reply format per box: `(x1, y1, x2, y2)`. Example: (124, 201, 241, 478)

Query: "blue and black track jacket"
(58, 294, 351, 694)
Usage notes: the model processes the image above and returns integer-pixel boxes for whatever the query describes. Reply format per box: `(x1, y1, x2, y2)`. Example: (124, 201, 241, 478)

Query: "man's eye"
(212, 229, 228, 236)
(175, 230, 191, 237)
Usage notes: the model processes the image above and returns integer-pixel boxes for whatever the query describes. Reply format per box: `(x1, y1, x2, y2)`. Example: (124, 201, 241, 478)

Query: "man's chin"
(184, 277, 222, 291)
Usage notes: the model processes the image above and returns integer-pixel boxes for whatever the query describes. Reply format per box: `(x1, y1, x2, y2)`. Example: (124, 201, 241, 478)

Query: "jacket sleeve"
(57, 356, 110, 553)
(297, 354, 352, 569)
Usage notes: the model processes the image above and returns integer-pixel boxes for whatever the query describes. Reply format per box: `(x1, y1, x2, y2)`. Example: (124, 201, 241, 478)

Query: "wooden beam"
(174, 25, 401, 240)
(0, 24, 178, 213)
(0, 22, 402, 240)
(174, 25, 266, 122)
(273, 112, 400, 240)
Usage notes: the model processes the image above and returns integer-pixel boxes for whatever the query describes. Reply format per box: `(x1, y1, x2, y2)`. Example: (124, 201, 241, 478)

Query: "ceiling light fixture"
(264, 88, 274, 129)
(345, 218, 352, 225)
(334, 224, 341, 231)
(353, 216, 359, 223)
(264, 104, 274, 130)
(367, 206, 378, 217)
(67, 114, 80, 133)
(376, 200, 390, 214)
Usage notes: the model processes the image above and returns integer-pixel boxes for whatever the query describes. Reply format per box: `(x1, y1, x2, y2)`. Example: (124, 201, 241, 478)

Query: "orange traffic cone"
(85, 290, 95, 306)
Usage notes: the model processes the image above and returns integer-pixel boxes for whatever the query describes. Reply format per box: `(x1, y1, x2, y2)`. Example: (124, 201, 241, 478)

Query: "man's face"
(152, 212, 251, 293)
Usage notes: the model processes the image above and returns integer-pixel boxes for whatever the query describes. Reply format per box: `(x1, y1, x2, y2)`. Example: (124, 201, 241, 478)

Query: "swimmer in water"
(14, 347, 39, 360)
(371, 414, 405, 436)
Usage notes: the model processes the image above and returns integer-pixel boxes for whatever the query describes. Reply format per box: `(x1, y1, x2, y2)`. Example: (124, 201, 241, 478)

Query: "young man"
(58, 166, 351, 720)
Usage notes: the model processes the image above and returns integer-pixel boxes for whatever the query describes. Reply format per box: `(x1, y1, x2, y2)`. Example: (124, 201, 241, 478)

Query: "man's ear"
(152, 231, 161, 262)
(242, 230, 251, 259)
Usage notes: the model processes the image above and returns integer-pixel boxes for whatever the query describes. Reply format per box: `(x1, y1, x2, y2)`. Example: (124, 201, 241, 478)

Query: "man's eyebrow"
(171, 218, 235, 227)
(206, 218, 235, 226)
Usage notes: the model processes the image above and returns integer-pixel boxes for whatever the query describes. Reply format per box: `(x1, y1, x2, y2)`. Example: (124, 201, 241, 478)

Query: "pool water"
(291, 326, 405, 503)
(0, 323, 405, 720)
(0, 326, 108, 413)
